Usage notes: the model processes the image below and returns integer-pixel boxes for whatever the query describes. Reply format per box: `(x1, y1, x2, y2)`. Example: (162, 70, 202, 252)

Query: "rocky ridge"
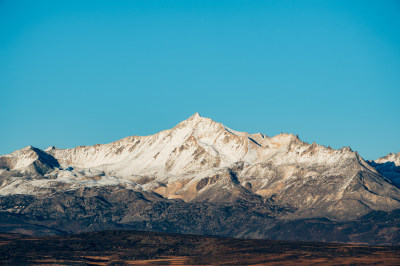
(368, 152, 400, 187)
(0, 113, 399, 244)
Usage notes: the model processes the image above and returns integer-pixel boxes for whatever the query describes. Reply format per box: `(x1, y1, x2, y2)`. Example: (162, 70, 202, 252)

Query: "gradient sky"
(1, 0, 399, 159)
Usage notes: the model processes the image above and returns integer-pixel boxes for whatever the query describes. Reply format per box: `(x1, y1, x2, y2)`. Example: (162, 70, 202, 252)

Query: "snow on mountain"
(374, 152, 400, 167)
(1, 113, 399, 220)
(0, 145, 59, 174)
(368, 152, 400, 187)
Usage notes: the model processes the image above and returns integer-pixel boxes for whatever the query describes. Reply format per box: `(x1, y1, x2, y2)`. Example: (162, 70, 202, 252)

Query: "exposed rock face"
(0, 113, 399, 244)
(0, 187, 399, 245)
(368, 152, 400, 187)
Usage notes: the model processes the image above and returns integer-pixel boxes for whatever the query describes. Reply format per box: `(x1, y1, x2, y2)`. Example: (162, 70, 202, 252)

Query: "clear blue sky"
(1, 0, 399, 159)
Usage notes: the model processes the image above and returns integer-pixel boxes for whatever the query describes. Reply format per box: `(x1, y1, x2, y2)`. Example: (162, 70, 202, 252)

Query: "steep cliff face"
(0, 113, 399, 242)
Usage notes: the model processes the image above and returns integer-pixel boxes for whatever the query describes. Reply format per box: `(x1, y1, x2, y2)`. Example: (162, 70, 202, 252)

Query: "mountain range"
(1, 113, 399, 245)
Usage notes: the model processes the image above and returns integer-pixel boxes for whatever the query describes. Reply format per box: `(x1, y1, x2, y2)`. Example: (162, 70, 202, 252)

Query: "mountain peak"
(375, 152, 400, 167)
(45, 146, 57, 152)
(188, 112, 201, 120)
(23, 145, 34, 150)
(9, 145, 36, 155)
(1, 113, 400, 228)
(175, 112, 219, 130)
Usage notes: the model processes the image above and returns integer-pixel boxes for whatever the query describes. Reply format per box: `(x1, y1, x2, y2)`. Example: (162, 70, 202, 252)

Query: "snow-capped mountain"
(2, 113, 399, 216)
(1, 113, 399, 244)
(374, 152, 400, 166)
(368, 152, 400, 187)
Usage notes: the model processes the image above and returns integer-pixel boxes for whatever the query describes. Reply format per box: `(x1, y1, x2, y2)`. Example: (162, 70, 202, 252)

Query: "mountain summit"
(368, 152, 400, 187)
(0, 114, 399, 244)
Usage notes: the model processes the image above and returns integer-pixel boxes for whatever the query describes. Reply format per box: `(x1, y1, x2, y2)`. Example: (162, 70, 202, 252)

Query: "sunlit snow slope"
(1, 113, 399, 220)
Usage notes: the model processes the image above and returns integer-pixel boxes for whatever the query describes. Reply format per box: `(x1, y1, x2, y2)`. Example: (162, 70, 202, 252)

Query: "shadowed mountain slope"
(368, 152, 400, 187)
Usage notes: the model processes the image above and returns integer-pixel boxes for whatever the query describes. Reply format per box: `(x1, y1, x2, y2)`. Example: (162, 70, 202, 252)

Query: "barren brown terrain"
(0, 230, 399, 265)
